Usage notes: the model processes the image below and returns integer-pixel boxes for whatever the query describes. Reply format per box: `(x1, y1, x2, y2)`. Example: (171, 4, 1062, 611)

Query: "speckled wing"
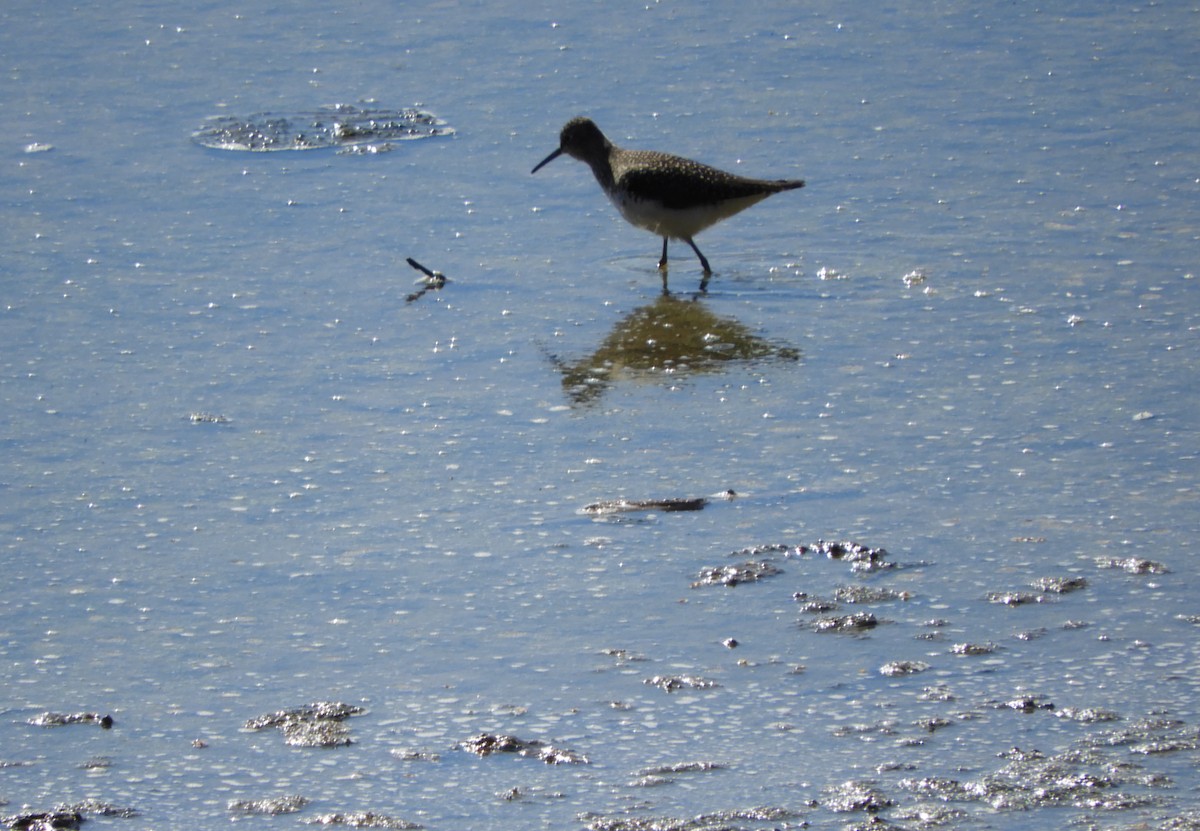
(614, 150, 801, 210)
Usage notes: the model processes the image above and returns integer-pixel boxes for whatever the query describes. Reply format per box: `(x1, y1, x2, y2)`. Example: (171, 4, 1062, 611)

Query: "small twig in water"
(405, 257, 448, 302)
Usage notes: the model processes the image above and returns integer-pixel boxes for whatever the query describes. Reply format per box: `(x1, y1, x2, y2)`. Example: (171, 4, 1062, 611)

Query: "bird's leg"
(685, 238, 712, 275)
(658, 237, 669, 270)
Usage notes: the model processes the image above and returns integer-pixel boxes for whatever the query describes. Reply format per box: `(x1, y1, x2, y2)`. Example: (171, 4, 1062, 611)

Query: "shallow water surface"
(2, 1, 1198, 829)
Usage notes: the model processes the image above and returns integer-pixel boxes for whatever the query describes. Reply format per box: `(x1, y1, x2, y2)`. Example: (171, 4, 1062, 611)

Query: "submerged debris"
(950, 642, 1000, 656)
(1054, 707, 1120, 723)
(993, 695, 1055, 713)
(809, 539, 893, 571)
(459, 732, 588, 764)
(730, 543, 799, 558)
(193, 104, 453, 152)
(691, 560, 781, 587)
(582, 497, 709, 515)
(2, 801, 138, 829)
(896, 776, 976, 802)
(821, 779, 894, 813)
(188, 412, 230, 424)
(245, 701, 365, 748)
(27, 712, 113, 729)
(584, 806, 798, 831)
(740, 539, 895, 573)
(1031, 576, 1088, 593)
(792, 592, 838, 613)
(643, 675, 721, 693)
(600, 647, 648, 663)
(918, 684, 956, 702)
(637, 761, 726, 776)
(899, 734, 1173, 812)
(245, 701, 364, 730)
(811, 612, 878, 634)
(831, 721, 897, 739)
(914, 715, 955, 733)
(1083, 716, 1200, 754)
(228, 795, 310, 815)
(1096, 556, 1169, 575)
(64, 802, 135, 820)
(281, 720, 354, 747)
(987, 591, 1048, 606)
(632, 761, 726, 788)
(891, 802, 969, 826)
(390, 748, 440, 762)
(1, 810, 85, 830)
(306, 812, 422, 828)
(880, 660, 930, 677)
(991, 576, 1091, 605)
(835, 585, 910, 604)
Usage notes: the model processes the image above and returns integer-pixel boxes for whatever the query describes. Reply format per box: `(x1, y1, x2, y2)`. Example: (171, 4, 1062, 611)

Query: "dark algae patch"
(821, 779, 895, 813)
(897, 740, 1174, 812)
(810, 611, 879, 634)
(306, 812, 423, 828)
(2, 810, 84, 831)
(245, 701, 365, 748)
(2, 802, 138, 830)
(459, 732, 589, 764)
(582, 496, 713, 515)
(643, 674, 721, 693)
(9, 532, 1190, 831)
(582, 806, 800, 831)
(26, 712, 113, 729)
(691, 559, 782, 587)
(227, 795, 309, 816)
(244, 700, 365, 729)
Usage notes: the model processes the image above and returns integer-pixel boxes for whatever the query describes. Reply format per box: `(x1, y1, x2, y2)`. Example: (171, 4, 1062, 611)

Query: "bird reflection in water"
(552, 293, 799, 406)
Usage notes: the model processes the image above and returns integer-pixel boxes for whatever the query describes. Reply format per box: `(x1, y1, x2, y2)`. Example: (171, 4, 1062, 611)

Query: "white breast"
(606, 188, 769, 240)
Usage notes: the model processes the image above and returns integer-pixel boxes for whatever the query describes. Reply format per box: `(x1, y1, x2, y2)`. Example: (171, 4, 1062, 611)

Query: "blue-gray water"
(3, 2, 1198, 829)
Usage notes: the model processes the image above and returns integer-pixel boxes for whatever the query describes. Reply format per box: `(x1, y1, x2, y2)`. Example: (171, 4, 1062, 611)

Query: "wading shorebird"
(532, 117, 804, 279)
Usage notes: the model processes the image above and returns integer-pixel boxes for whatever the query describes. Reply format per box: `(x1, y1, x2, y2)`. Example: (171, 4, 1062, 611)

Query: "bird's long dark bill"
(531, 147, 563, 174)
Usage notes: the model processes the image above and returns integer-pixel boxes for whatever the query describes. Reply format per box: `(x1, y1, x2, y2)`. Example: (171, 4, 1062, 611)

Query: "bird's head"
(532, 117, 610, 173)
